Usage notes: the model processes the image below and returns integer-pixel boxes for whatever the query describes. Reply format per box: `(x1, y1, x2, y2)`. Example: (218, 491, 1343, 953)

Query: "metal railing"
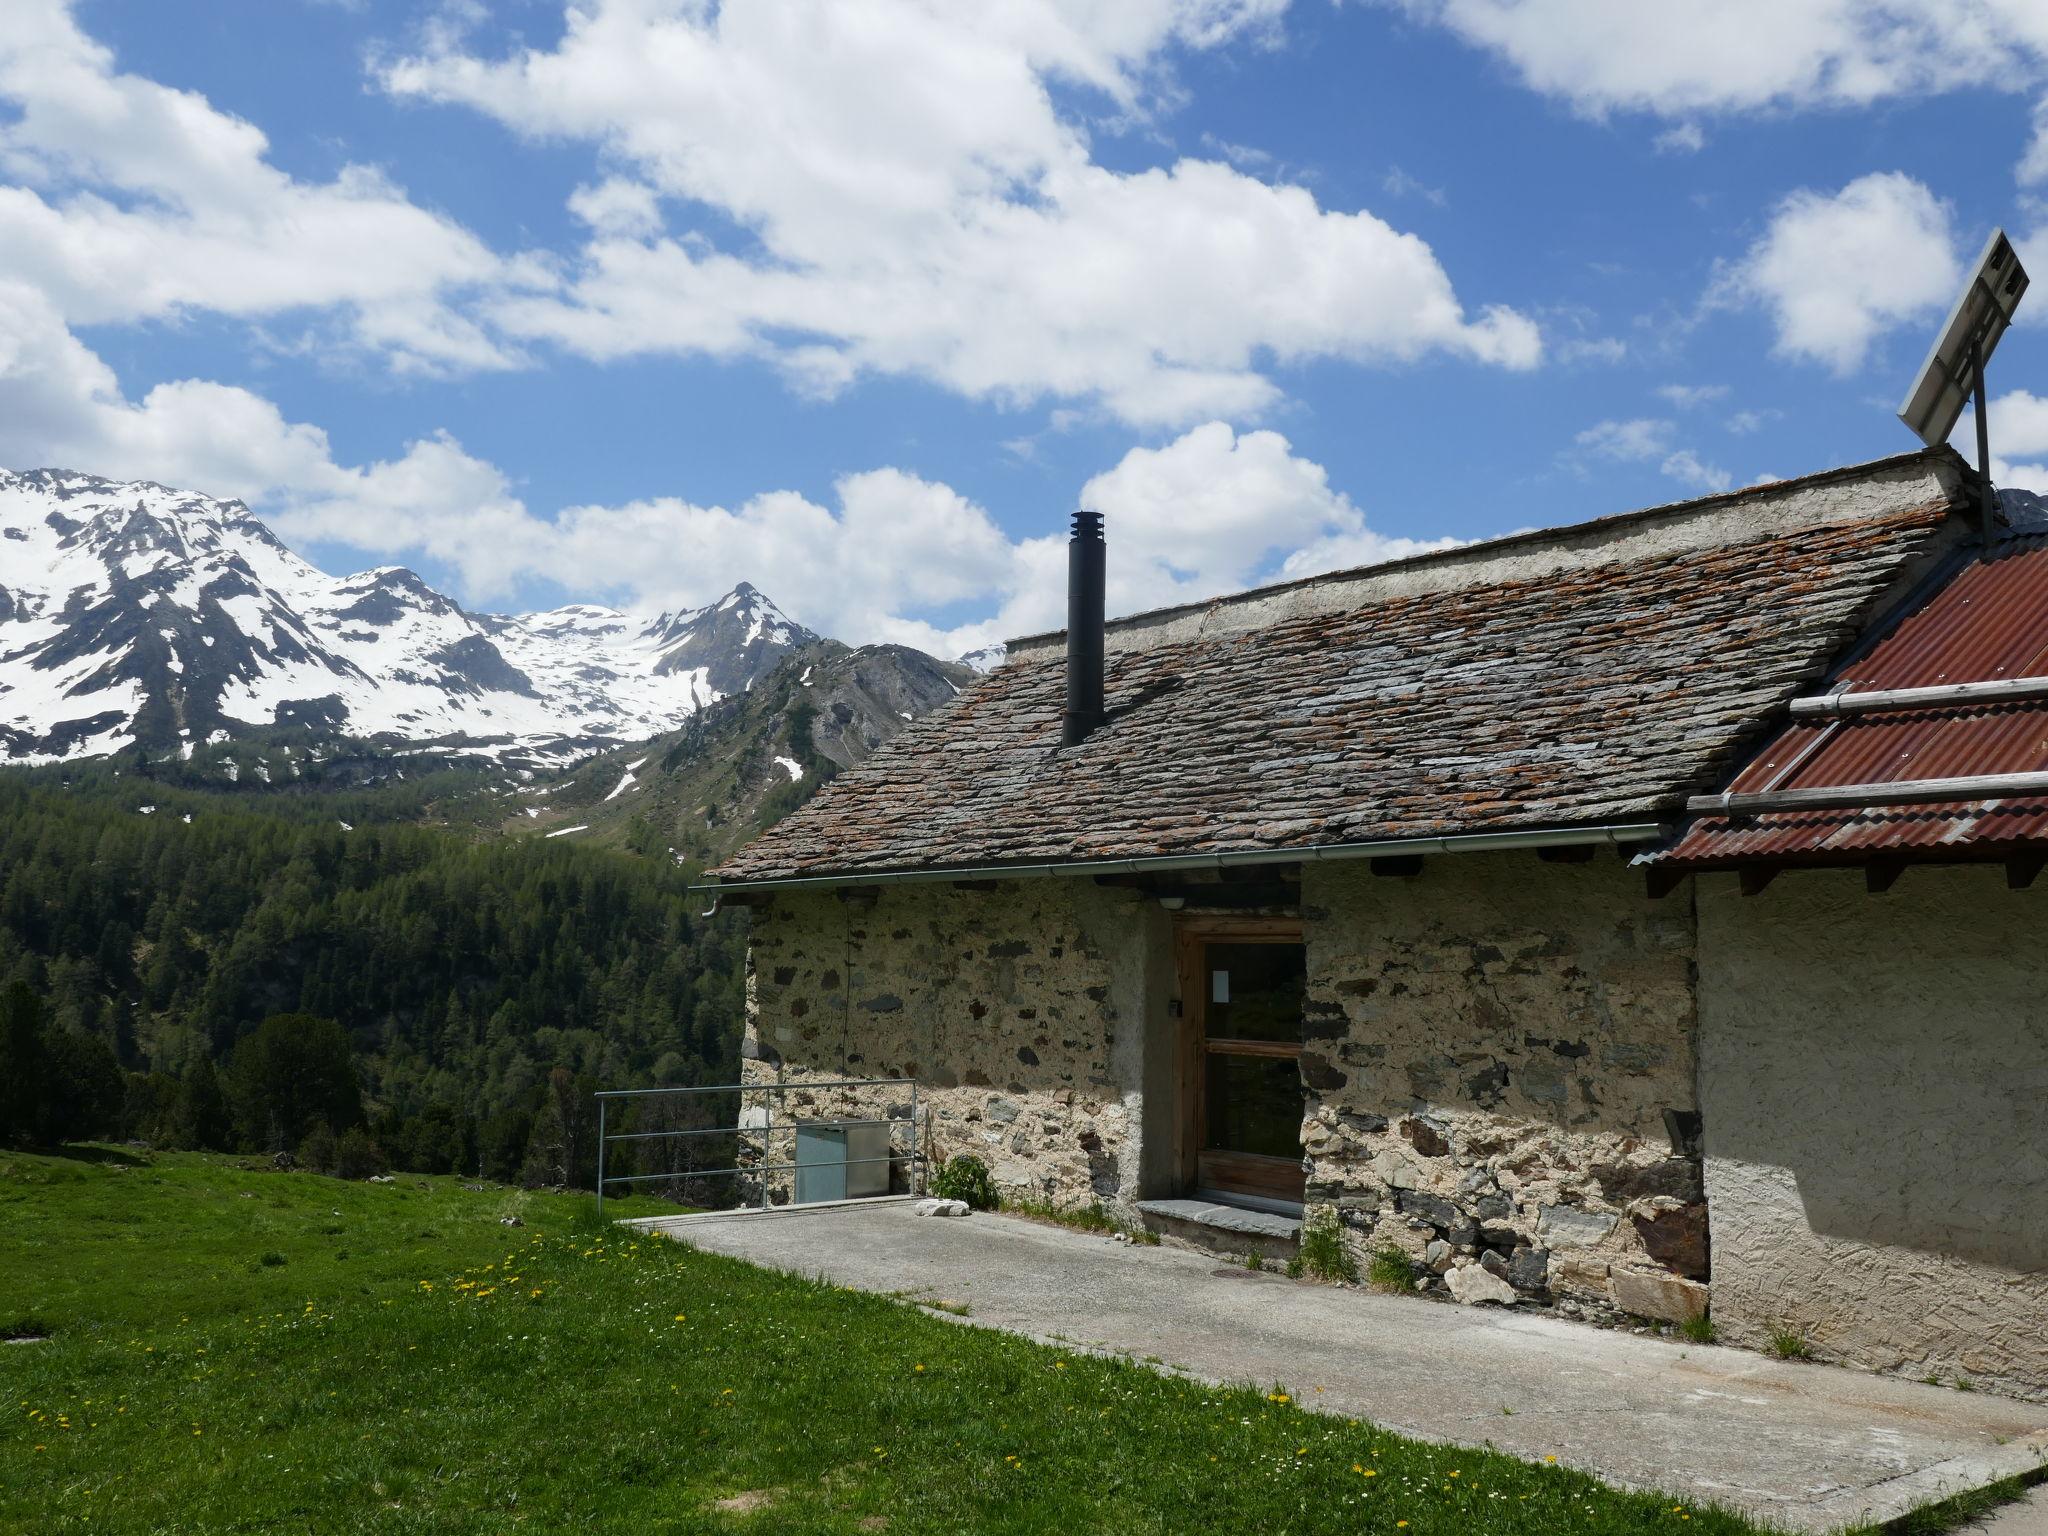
(594, 1077, 922, 1217)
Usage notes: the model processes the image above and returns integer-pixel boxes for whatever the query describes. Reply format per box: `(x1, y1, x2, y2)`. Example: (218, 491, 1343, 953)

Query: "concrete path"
(633, 1202, 2048, 1534)
(1964, 1487, 2048, 1533)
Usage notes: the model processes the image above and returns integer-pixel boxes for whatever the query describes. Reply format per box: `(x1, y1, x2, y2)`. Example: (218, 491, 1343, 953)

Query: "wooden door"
(1176, 919, 1307, 1210)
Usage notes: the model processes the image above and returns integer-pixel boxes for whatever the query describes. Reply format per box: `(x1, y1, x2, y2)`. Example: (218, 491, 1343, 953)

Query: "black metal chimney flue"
(1062, 510, 1106, 747)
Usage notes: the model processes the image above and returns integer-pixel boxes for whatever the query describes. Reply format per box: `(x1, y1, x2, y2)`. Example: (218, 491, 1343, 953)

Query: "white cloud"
(1381, 1, 2048, 120)
(0, 0, 1540, 438)
(1382, 165, 1447, 205)
(1659, 448, 1733, 493)
(1082, 420, 1459, 595)
(379, 0, 1540, 425)
(2022, 96, 2048, 185)
(1657, 382, 1730, 409)
(0, 287, 1431, 652)
(1575, 417, 1673, 462)
(1572, 416, 1732, 493)
(1956, 389, 2048, 461)
(0, 280, 544, 586)
(1719, 172, 1959, 375)
(1725, 407, 1777, 434)
(1654, 123, 1706, 154)
(567, 178, 664, 239)
(1555, 336, 1627, 365)
(2017, 225, 2048, 319)
(0, 0, 527, 373)
(512, 422, 1457, 652)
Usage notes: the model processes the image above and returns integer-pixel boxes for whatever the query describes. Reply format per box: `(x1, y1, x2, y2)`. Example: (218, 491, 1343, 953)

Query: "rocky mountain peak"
(0, 468, 823, 767)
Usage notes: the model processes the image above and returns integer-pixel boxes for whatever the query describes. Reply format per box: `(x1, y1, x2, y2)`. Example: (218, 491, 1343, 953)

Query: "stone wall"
(741, 880, 1169, 1207)
(1697, 867, 2048, 1399)
(1298, 855, 1710, 1318)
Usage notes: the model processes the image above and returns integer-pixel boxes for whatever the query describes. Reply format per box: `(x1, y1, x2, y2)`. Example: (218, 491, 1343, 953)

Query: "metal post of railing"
(908, 1078, 920, 1195)
(759, 1085, 772, 1212)
(596, 1095, 607, 1217)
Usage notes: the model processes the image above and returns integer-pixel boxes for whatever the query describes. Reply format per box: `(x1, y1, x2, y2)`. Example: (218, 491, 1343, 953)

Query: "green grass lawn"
(0, 1148, 1784, 1534)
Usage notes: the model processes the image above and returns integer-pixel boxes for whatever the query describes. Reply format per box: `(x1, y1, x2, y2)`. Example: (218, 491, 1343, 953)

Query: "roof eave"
(692, 818, 1670, 899)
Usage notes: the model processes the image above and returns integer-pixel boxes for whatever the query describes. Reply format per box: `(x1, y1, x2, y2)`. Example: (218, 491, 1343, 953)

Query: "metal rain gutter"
(1688, 770, 2048, 818)
(1787, 674, 2048, 718)
(686, 820, 1668, 898)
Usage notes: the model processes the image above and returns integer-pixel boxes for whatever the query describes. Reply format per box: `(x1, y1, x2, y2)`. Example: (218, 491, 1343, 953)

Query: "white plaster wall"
(1698, 866, 2048, 1398)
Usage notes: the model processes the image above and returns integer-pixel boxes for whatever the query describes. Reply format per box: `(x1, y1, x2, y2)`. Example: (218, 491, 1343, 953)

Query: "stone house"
(703, 446, 2048, 1401)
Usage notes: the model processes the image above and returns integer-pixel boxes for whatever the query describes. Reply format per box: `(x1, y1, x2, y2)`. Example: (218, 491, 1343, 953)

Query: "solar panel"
(1898, 228, 2029, 449)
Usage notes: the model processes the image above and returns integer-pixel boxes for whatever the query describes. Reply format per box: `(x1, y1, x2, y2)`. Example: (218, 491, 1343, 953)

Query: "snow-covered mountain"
(0, 469, 818, 765)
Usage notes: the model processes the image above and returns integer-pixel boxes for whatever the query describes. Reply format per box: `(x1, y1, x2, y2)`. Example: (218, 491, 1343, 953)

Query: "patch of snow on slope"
(773, 755, 804, 781)
(544, 824, 589, 837)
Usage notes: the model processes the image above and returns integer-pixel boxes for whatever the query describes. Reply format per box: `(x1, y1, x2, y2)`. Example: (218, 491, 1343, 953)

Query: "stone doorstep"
(1135, 1198, 1302, 1259)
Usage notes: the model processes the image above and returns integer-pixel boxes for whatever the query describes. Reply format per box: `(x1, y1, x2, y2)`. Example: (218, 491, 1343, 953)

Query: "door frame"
(1172, 916, 1306, 1210)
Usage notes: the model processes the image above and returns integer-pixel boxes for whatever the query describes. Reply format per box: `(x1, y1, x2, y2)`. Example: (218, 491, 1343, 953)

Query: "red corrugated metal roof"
(1663, 531, 2048, 865)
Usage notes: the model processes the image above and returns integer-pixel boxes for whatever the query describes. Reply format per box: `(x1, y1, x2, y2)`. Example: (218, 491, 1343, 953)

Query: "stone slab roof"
(713, 450, 1971, 886)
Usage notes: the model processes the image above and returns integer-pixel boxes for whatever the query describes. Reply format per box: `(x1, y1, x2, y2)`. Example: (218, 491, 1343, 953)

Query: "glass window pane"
(1203, 1054, 1303, 1157)
(1202, 942, 1303, 1042)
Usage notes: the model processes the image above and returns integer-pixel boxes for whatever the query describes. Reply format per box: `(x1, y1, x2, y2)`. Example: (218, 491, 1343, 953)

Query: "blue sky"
(7, 2, 2048, 654)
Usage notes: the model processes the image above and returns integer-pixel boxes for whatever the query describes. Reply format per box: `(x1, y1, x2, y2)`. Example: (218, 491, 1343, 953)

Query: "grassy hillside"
(0, 1149, 1776, 1535)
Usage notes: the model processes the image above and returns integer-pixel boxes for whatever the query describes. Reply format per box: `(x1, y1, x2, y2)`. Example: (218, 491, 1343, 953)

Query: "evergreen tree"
(42, 1028, 125, 1143)
(124, 1071, 181, 1146)
(297, 1121, 338, 1174)
(227, 1013, 363, 1152)
(171, 1058, 234, 1151)
(0, 981, 49, 1146)
(333, 1127, 386, 1180)
(0, 774, 746, 1187)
